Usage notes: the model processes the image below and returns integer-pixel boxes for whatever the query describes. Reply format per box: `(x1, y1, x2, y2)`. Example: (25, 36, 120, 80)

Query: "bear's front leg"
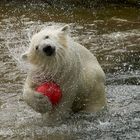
(42, 103, 72, 126)
(23, 87, 52, 113)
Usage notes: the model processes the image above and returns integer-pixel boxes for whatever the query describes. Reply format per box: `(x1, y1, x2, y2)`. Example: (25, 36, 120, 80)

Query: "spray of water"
(5, 23, 81, 89)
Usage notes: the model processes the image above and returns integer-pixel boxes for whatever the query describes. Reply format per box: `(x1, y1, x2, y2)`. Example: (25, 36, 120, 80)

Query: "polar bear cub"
(22, 25, 106, 124)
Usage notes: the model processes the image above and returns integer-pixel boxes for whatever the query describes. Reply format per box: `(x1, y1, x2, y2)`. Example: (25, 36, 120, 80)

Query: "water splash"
(5, 22, 67, 72)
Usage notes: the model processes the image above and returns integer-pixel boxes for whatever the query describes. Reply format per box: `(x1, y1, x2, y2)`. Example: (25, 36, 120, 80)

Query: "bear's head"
(22, 25, 70, 67)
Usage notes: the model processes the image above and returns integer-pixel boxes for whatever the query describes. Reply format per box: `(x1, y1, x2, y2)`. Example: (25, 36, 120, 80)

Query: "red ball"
(35, 82, 62, 106)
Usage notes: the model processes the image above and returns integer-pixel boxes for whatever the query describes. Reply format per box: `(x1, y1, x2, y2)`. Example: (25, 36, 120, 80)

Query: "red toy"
(35, 82, 62, 106)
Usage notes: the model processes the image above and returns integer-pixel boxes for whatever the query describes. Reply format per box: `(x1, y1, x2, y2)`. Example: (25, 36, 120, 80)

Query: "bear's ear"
(60, 25, 70, 34)
(21, 52, 28, 61)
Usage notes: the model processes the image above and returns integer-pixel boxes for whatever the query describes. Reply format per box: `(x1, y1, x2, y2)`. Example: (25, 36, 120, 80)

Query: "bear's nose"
(43, 45, 55, 56)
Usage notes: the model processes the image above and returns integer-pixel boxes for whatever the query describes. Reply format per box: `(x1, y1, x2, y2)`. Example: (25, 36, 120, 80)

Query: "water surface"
(0, 2, 140, 140)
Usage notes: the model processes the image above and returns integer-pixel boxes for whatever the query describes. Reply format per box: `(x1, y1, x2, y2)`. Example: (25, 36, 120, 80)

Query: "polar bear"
(22, 25, 106, 124)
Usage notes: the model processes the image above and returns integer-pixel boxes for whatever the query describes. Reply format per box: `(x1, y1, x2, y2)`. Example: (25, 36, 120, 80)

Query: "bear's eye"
(35, 46, 39, 50)
(45, 36, 49, 39)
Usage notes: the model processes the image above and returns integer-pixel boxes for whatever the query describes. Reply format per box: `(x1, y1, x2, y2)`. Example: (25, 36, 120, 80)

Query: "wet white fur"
(22, 25, 106, 125)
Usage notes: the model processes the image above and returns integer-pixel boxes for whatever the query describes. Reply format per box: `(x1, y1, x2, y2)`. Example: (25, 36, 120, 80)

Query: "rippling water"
(0, 1, 140, 140)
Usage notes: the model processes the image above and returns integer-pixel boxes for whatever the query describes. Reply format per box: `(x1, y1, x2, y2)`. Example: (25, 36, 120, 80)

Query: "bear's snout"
(43, 45, 55, 56)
